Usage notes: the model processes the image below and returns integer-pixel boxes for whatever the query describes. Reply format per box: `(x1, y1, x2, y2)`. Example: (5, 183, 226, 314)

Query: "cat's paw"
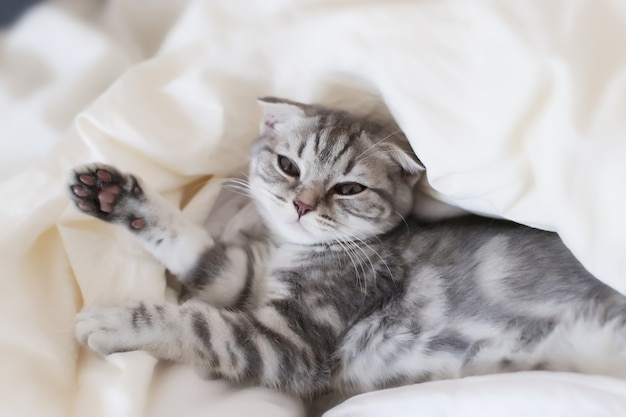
(68, 163, 147, 229)
(76, 303, 146, 356)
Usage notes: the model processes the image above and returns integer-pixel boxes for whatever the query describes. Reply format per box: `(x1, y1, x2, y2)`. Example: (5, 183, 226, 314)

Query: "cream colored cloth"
(1, 1, 626, 417)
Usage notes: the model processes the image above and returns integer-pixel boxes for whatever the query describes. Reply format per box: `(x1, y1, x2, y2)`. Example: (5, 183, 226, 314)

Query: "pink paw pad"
(97, 185, 121, 213)
(69, 165, 145, 230)
(131, 218, 146, 229)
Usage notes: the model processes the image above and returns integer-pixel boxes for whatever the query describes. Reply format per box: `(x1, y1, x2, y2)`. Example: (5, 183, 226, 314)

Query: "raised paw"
(68, 163, 146, 229)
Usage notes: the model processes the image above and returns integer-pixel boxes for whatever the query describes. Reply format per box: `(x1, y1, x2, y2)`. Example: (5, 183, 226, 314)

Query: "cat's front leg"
(67, 163, 213, 276)
(76, 302, 187, 360)
(77, 299, 333, 397)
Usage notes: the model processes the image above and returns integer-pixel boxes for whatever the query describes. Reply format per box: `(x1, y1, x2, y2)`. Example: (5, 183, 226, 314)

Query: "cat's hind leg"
(334, 308, 465, 394)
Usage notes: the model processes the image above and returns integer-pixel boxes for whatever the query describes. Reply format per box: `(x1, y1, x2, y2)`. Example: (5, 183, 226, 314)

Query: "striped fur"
(70, 98, 626, 401)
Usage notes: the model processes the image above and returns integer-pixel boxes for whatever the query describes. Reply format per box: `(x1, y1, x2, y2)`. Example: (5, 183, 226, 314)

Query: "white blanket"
(1, 0, 626, 416)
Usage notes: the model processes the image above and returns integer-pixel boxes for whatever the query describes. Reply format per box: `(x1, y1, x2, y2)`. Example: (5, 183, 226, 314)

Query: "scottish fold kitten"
(68, 97, 626, 401)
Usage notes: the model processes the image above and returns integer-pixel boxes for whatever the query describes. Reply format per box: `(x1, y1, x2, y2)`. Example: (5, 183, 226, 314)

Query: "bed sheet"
(1, 0, 625, 416)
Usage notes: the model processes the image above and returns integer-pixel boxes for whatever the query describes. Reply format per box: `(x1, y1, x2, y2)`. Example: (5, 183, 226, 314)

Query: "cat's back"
(391, 215, 611, 309)
(395, 215, 562, 261)
(379, 213, 546, 258)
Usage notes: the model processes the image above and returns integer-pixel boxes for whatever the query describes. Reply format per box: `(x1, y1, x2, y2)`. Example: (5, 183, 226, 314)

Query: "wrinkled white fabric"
(325, 372, 626, 417)
(1, 1, 625, 417)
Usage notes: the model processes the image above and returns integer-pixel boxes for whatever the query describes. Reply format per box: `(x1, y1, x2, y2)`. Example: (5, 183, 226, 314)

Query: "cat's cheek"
(253, 193, 310, 241)
(338, 217, 384, 241)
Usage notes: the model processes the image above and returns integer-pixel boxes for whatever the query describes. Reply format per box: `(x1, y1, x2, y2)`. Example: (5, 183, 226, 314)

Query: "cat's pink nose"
(294, 200, 315, 218)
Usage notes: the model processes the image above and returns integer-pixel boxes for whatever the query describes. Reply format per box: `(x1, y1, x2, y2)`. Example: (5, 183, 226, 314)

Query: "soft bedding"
(1, 0, 626, 416)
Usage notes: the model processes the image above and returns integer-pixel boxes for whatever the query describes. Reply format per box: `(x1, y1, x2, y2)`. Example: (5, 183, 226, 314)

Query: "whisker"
(324, 222, 382, 290)
(329, 230, 368, 296)
(223, 178, 250, 187)
(334, 225, 394, 286)
(222, 179, 281, 209)
(349, 238, 378, 284)
(355, 130, 402, 161)
(222, 187, 254, 199)
(357, 148, 401, 165)
(394, 210, 410, 233)
(352, 234, 394, 282)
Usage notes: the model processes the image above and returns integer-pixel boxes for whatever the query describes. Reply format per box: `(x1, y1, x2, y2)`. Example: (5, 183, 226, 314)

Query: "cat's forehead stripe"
(315, 116, 362, 165)
(312, 119, 324, 154)
(342, 159, 355, 176)
(297, 136, 307, 158)
(330, 137, 353, 165)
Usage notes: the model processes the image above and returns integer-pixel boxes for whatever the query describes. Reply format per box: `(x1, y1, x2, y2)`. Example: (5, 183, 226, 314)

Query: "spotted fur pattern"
(69, 98, 626, 400)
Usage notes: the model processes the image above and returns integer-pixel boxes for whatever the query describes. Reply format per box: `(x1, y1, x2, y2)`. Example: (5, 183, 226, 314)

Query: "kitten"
(68, 97, 626, 401)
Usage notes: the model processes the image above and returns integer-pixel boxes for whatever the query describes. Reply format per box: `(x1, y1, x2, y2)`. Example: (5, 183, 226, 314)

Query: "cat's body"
(69, 98, 626, 401)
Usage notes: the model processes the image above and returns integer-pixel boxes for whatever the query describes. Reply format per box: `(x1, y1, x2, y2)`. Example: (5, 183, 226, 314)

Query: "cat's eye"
(278, 155, 300, 177)
(333, 182, 367, 196)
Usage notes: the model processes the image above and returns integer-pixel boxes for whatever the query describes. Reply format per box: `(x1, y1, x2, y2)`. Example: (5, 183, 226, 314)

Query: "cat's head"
(249, 97, 424, 245)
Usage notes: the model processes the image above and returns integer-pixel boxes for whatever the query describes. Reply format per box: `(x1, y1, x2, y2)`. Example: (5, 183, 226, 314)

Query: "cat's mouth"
(253, 193, 329, 244)
(291, 217, 314, 234)
(279, 215, 329, 244)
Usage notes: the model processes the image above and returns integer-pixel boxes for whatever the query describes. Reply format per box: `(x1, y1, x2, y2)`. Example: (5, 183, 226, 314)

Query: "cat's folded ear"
(379, 143, 425, 185)
(257, 97, 307, 135)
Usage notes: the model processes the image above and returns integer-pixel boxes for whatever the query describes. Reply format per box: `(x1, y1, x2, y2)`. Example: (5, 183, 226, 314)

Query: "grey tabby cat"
(68, 97, 626, 400)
